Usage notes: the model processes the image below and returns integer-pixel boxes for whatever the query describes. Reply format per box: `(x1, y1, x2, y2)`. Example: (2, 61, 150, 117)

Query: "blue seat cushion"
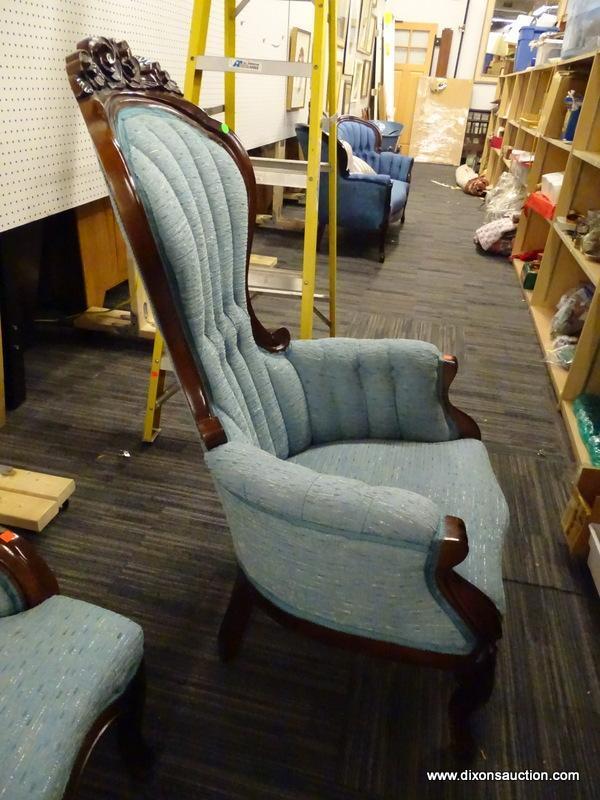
(289, 439, 508, 612)
(0, 595, 143, 800)
(390, 179, 409, 216)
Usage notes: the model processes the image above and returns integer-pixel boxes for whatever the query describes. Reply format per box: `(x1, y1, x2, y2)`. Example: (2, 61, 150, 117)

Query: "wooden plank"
(249, 254, 278, 268)
(0, 489, 58, 533)
(0, 468, 75, 506)
(73, 307, 134, 334)
(76, 198, 129, 308)
(409, 77, 472, 165)
(435, 28, 453, 78)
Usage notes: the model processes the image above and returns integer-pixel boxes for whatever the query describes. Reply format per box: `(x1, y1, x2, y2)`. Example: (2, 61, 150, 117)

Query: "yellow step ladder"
(142, 0, 338, 442)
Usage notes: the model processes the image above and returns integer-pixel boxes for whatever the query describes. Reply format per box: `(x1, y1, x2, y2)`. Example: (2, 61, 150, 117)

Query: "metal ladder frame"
(142, 0, 338, 442)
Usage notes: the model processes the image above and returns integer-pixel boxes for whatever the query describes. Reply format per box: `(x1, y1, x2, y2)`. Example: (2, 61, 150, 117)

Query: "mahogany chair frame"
(66, 37, 503, 758)
(0, 530, 150, 799)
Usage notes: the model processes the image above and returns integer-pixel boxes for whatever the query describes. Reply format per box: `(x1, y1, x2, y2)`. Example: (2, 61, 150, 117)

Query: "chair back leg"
(218, 568, 256, 662)
(117, 660, 154, 774)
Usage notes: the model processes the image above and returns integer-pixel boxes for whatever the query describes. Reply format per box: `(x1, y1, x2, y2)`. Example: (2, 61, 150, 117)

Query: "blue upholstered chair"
(0, 530, 147, 799)
(68, 37, 508, 758)
(296, 117, 413, 262)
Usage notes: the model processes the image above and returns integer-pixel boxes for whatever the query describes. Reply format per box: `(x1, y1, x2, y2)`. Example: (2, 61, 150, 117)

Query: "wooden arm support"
(0, 530, 59, 609)
(442, 355, 482, 440)
(435, 516, 502, 650)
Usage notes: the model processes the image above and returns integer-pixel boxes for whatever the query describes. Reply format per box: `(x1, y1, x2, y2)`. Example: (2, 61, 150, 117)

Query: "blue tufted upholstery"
(112, 106, 508, 657)
(391, 180, 409, 215)
(0, 595, 143, 800)
(338, 119, 378, 158)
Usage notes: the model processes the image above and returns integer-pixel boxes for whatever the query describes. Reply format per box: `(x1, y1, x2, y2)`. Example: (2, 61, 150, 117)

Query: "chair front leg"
(448, 644, 497, 760)
(378, 220, 389, 263)
(218, 567, 256, 662)
(117, 660, 154, 773)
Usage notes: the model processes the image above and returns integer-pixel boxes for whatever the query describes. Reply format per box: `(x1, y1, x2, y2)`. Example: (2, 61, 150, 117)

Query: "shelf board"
(529, 303, 569, 398)
(490, 146, 502, 155)
(561, 399, 596, 469)
(508, 119, 519, 127)
(503, 157, 511, 168)
(544, 136, 572, 152)
(521, 124, 540, 138)
(553, 221, 600, 285)
(573, 149, 600, 169)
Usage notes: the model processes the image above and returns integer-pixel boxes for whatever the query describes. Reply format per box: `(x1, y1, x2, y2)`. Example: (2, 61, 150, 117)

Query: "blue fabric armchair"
(296, 117, 414, 262)
(69, 37, 508, 759)
(0, 531, 147, 800)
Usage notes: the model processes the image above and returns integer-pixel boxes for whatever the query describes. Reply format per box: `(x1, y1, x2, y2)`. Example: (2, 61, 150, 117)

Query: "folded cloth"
(339, 139, 376, 175)
(474, 216, 516, 251)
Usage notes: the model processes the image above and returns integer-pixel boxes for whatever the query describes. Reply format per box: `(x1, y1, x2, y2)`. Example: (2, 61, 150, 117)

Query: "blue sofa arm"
(317, 172, 391, 229)
(366, 151, 414, 182)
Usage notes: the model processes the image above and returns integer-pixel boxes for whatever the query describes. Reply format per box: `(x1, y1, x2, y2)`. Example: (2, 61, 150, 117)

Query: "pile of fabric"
(473, 173, 526, 256)
(455, 164, 488, 197)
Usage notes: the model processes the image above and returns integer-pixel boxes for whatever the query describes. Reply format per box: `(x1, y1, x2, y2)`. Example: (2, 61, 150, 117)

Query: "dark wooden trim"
(442, 355, 482, 440)
(435, 28, 454, 78)
(66, 36, 290, 450)
(63, 661, 151, 799)
(0, 529, 59, 607)
(337, 115, 383, 152)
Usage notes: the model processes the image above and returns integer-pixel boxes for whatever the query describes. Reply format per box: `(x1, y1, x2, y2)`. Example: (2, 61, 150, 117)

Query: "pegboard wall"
(0, 0, 313, 233)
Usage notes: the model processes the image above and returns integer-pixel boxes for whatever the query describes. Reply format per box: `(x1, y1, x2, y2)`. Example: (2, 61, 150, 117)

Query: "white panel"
(395, 47, 408, 64)
(0, 0, 315, 231)
(409, 47, 427, 65)
(395, 29, 410, 46)
(410, 30, 429, 48)
(0, 0, 195, 232)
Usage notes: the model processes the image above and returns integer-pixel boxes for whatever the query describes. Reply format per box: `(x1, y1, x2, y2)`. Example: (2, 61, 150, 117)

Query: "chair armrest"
(206, 442, 485, 654)
(206, 441, 440, 547)
(346, 172, 392, 186)
(285, 337, 464, 445)
(0, 530, 59, 612)
(367, 152, 414, 182)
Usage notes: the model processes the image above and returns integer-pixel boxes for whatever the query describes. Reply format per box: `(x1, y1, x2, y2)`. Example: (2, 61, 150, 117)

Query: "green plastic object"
(220, 123, 230, 134)
(573, 394, 600, 466)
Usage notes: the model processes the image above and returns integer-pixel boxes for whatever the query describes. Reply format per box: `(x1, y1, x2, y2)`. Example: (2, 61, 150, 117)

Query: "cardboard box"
(541, 171, 564, 205)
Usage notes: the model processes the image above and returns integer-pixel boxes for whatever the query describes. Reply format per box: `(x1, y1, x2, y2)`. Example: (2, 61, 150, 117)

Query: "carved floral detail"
(70, 36, 183, 98)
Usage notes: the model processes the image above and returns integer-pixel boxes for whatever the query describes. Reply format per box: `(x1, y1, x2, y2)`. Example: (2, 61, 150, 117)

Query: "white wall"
(200, 1, 314, 150)
(389, 0, 497, 108)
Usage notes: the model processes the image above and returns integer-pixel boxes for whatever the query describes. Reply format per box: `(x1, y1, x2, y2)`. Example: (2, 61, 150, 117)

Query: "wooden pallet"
(0, 467, 75, 533)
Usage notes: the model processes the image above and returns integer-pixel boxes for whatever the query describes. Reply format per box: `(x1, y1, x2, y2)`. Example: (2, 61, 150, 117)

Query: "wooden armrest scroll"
(0, 531, 59, 608)
(442, 355, 481, 440)
(435, 516, 502, 649)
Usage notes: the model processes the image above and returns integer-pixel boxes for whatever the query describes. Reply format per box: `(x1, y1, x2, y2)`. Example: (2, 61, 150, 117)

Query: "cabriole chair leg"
(117, 660, 154, 775)
(218, 568, 255, 662)
(448, 646, 497, 760)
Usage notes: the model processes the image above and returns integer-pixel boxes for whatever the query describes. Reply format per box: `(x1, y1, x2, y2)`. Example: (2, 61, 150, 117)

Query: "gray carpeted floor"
(1, 164, 599, 799)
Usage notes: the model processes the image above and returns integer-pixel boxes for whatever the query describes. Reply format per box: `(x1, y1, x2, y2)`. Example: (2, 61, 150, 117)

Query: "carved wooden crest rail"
(66, 36, 183, 99)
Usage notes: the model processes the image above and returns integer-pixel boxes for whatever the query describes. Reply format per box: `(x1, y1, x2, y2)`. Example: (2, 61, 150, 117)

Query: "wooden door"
(393, 22, 437, 155)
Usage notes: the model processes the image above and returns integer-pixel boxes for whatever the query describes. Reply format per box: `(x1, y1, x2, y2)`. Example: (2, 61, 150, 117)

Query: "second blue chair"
(296, 116, 413, 262)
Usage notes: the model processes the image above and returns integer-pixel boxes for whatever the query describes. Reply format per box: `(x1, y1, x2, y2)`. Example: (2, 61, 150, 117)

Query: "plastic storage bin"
(515, 26, 558, 71)
(562, 0, 600, 59)
(373, 120, 405, 152)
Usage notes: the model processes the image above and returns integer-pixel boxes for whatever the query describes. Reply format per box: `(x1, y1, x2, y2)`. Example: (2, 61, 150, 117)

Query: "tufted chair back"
(337, 117, 381, 160)
(114, 107, 294, 457)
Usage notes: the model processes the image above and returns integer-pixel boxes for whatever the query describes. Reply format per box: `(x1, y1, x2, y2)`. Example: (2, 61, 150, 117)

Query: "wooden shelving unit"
(482, 50, 600, 553)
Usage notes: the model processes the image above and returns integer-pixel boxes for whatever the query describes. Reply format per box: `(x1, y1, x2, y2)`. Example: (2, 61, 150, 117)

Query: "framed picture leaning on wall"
(357, 0, 371, 54)
(337, 0, 350, 48)
(341, 78, 352, 113)
(351, 60, 361, 102)
(360, 58, 371, 98)
(343, 0, 360, 75)
(286, 27, 311, 110)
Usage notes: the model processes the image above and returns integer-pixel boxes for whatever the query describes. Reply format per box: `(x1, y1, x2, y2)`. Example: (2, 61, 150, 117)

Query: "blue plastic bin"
(372, 120, 405, 152)
(515, 26, 558, 71)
